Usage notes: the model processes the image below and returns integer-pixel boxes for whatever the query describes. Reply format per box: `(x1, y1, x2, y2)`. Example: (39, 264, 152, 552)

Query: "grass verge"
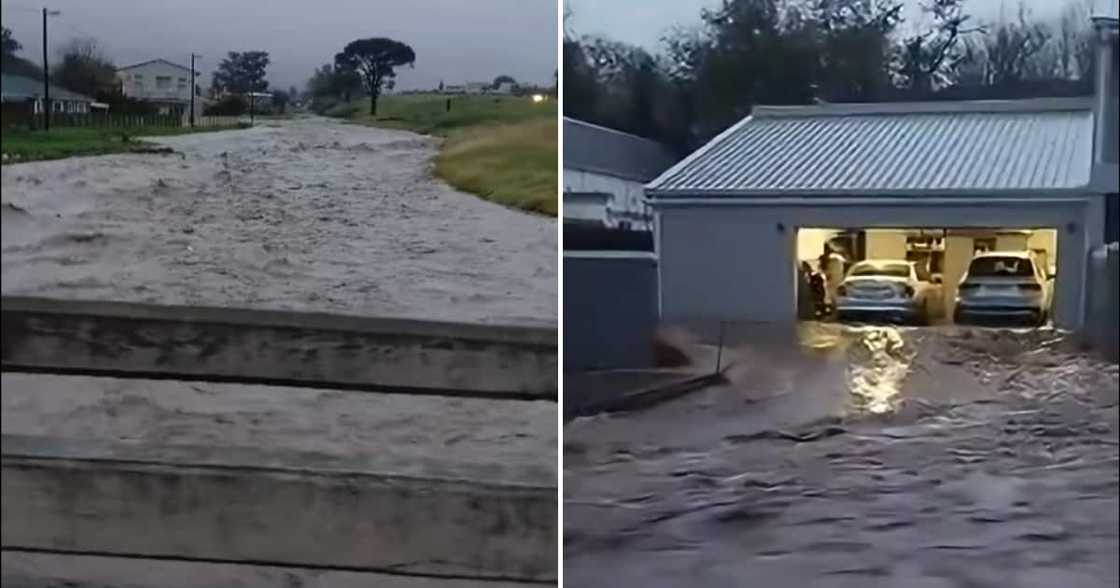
(1, 124, 246, 164)
(435, 117, 557, 215)
(343, 93, 557, 215)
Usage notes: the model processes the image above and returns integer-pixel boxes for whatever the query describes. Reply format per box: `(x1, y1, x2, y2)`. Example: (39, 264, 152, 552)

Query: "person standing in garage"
(819, 244, 847, 305)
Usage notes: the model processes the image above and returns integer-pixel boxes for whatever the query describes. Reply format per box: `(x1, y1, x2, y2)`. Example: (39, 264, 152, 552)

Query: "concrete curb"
(1, 297, 557, 400)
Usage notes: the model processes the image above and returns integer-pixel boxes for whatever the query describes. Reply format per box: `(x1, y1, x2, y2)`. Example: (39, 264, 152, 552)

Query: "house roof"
(116, 58, 192, 73)
(646, 97, 1097, 198)
(0, 73, 95, 102)
(564, 117, 678, 183)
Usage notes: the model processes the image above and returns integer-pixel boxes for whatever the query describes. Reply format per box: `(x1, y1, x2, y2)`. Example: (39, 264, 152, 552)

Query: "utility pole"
(249, 91, 255, 126)
(41, 8, 61, 130)
(189, 53, 198, 128)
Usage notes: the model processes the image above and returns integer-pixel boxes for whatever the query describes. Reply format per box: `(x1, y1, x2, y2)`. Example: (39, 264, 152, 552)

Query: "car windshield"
(849, 263, 910, 278)
(969, 257, 1034, 277)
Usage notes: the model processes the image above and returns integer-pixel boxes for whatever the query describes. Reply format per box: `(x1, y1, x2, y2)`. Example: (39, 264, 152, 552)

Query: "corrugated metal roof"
(564, 117, 678, 182)
(647, 98, 1096, 197)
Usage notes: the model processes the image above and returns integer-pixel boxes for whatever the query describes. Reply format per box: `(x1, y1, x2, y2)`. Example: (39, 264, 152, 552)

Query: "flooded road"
(564, 325, 1119, 587)
(1, 117, 556, 326)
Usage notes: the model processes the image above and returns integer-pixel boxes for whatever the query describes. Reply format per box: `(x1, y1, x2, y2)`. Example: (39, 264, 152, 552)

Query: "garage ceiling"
(647, 97, 1095, 198)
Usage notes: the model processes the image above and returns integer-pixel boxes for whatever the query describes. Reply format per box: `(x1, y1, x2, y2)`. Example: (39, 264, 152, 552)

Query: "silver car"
(835, 260, 937, 324)
(953, 251, 1053, 326)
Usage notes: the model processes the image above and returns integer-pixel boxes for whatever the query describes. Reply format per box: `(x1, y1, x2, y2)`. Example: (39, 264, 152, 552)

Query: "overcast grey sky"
(1, 0, 556, 91)
(566, 0, 1107, 51)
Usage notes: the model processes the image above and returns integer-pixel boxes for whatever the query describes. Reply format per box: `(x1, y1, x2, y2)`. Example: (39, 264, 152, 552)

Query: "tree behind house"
(1, 26, 43, 79)
(212, 51, 271, 95)
(52, 38, 117, 98)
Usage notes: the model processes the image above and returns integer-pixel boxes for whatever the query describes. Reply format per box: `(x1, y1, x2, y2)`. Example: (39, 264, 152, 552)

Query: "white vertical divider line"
(555, 0, 566, 584)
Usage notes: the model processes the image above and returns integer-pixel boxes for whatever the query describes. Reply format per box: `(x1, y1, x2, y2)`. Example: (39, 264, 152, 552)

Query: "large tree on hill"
(492, 74, 516, 89)
(335, 37, 415, 116)
(212, 50, 270, 95)
(52, 38, 117, 98)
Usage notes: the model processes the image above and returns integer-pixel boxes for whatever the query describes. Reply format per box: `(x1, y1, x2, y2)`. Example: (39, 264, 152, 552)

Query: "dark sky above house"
(1, 0, 557, 92)
(566, 0, 1108, 51)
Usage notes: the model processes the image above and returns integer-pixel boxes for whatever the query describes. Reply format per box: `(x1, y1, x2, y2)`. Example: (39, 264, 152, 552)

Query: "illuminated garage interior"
(796, 227, 1058, 324)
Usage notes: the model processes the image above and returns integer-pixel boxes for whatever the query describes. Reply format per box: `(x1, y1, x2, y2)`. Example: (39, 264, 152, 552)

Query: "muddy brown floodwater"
(1, 117, 556, 325)
(565, 324, 1119, 587)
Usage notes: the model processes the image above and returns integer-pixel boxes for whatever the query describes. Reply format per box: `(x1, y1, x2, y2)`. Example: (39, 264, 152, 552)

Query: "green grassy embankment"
(344, 93, 557, 215)
(1, 124, 246, 164)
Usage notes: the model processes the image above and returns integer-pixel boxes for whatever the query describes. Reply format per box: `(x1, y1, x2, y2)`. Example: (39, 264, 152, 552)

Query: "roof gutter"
(646, 195, 1100, 208)
(645, 188, 1099, 200)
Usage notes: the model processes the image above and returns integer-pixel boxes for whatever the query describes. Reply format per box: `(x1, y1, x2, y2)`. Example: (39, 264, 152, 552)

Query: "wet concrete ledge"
(0, 296, 557, 400)
(1, 434, 557, 583)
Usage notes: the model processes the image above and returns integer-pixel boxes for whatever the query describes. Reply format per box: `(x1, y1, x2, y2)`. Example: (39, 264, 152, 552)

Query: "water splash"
(845, 325, 912, 415)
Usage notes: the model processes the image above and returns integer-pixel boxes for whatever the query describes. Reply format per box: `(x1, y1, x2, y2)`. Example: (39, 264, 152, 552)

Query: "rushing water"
(565, 325, 1119, 587)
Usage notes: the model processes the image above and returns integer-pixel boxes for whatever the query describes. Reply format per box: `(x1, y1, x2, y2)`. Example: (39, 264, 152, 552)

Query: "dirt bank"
(1, 118, 556, 325)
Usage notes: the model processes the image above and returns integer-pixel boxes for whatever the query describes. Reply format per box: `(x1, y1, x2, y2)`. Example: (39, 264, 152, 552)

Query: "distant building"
(1, 73, 100, 125)
(442, 84, 465, 94)
(563, 117, 677, 232)
(493, 82, 516, 95)
(116, 58, 200, 119)
(464, 82, 488, 95)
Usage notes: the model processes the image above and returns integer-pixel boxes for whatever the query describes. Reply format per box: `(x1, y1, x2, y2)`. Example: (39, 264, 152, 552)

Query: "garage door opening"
(796, 227, 1058, 326)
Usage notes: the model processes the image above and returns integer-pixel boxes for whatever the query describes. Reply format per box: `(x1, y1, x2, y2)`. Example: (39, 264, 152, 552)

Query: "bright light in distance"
(532, 94, 545, 103)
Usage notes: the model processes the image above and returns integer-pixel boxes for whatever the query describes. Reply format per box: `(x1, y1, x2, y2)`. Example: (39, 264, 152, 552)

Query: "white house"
(116, 58, 200, 119)
(563, 118, 677, 231)
(646, 15, 1118, 330)
(493, 82, 516, 95)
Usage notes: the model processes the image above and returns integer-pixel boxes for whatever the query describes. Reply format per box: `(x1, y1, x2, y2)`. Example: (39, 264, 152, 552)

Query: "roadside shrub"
(204, 96, 246, 116)
(324, 100, 360, 118)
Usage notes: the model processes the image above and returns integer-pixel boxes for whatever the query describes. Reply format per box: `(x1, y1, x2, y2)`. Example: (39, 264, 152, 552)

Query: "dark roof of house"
(116, 58, 192, 73)
(563, 117, 677, 182)
(0, 73, 95, 102)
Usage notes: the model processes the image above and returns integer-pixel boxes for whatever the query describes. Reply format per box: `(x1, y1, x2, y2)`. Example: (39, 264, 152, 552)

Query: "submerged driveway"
(1, 117, 556, 325)
(565, 325, 1119, 587)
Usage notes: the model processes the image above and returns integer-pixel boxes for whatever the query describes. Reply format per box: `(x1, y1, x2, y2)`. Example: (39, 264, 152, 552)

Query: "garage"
(647, 98, 1114, 330)
(795, 227, 1058, 326)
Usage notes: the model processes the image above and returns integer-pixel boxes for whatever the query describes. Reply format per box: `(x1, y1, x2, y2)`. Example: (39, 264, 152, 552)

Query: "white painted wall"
(996, 231, 1030, 251)
(118, 61, 193, 103)
(563, 168, 651, 230)
(797, 228, 837, 262)
(1028, 229, 1059, 274)
(866, 229, 908, 259)
(655, 197, 1105, 329)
